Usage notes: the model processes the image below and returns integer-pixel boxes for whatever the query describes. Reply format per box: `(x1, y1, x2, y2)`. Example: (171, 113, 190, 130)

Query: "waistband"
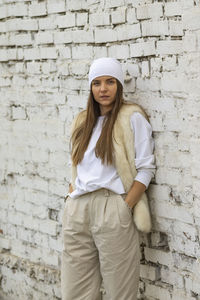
(65, 188, 127, 202)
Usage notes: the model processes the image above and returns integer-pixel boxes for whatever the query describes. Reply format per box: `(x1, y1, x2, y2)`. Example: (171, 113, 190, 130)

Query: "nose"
(99, 82, 107, 92)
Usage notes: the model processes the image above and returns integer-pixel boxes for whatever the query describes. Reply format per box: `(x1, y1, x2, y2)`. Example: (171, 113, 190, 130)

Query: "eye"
(108, 80, 115, 84)
(92, 81, 100, 86)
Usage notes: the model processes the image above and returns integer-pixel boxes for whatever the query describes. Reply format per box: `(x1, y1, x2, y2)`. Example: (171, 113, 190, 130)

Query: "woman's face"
(91, 76, 118, 115)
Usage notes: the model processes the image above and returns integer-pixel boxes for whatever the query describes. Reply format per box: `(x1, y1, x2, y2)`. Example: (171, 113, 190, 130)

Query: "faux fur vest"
(70, 102, 152, 232)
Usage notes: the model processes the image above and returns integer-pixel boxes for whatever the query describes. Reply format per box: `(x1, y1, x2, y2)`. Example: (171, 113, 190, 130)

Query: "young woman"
(61, 57, 155, 300)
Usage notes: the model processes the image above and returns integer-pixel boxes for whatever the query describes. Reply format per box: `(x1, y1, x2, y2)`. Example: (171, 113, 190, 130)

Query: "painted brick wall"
(0, 0, 200, 299)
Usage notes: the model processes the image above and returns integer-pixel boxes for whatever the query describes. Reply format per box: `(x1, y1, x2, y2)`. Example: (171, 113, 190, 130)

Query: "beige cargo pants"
(61, 188, 140, 300)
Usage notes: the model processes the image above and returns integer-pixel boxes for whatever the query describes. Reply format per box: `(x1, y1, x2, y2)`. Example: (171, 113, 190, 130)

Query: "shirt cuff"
(135, 169, 155, 189)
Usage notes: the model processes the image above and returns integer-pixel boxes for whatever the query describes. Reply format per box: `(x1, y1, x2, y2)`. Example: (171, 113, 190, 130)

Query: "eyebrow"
(92, 78, 116, 82)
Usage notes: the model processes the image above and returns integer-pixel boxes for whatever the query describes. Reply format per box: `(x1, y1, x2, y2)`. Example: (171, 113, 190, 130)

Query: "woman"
(61, 57, 155, 300)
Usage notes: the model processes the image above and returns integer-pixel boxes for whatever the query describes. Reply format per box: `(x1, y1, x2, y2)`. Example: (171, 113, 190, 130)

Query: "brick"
(0, 49, 8, 61)
(31, 148, 49, 164)
(95, 28, 118, 43)
(157, 40, 183, 55)
(7, 49, 17, 60)
(9, 33, 32, 46)
(173, 221, 197, 242)
(39, 219, 58, 235)
(27, 62, 41, 74)
(67, 0, 88, 11)
(22, 216, 40, 233)
(67, 93, 88, 109)
(48, 179, 67, 196)
(24, 48, 40, 60)
(137, 3, 163, 20)
(140, 264, 160, 281)
(29, 2, 47, 17)
(136, 77, 160, 92)
(72, 45, 93, 59)
(8, 212, 23, 226)
(161, 73, 188, 93)
(183, 32, 196, 52)
(170, 236, 199, 257)
(47, 0, 66, 14)
(54, 31, 72, 44)
(197, 33, 200, 50)
(93, 47, 107, 59)
(152, 201, 193, 224)
(72, 30, 94, 43)
(177, 133, 190, 152)
(12, 106, 26, 120)
(155, 167, 182, 185)
(169, 20, 183, 36)
(49, 236, 62, 252)
(45, 118, 64, 136)
(39, 17, 57, 30)
(111, 7, 126, 24)
(17, 174, 48, 192)
(127, 8, 137, 24)
(160, 55, 177, 71)
(183, 7, 200, 30)
(76, 13, 88, 26)
(108, 44, 129, 59)
(89, 12, 110, 26)
(0, 5, 7, 19)
(35, 32, 54, 45)
(56, 62, 69, 76)
(141, 61, 149, 78)
(126, 63, 139, 77)
(49, 151, 68, 169)
(123, 77, 136, 93)
(117, 23, 141, 41)
(165, 2, 183, 17)
(6, 19, 38, 32)
(56, 13, 76, 28)
(146, 283, 171, 300)
(130, 41, 156, 57)
(144, 247, 173, 267)
(150, 231, 169, 248)
(193, 178, 200, 198)
(164, 151, 190, 168)
(172, 289, 196, 300)
(105, 0, 125, 8)
(40, 47, 57, 59)
(0, 33, 7, 46)
(59, 47, 71, 59)
(0, 22, 6, 33)
(0, 237, 11, 250)
(70, 61, 88, 76)
(7, 3, 28, 17)
(142, 20, 169, 37)
(161, 269, 184, 289)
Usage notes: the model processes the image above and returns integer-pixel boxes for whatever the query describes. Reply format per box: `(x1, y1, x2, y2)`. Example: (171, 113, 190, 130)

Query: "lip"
(100, 96, 109, 98)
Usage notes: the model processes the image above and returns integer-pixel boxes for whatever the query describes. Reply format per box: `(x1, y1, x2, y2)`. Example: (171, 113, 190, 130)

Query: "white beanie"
(88, 57, 124, 88)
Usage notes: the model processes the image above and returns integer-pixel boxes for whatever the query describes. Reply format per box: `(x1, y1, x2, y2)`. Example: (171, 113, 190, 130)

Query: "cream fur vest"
(70, 102, 152, 233)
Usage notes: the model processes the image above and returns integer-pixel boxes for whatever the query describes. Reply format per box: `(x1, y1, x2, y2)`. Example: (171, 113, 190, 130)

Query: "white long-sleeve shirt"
(69, 112, 155, 199)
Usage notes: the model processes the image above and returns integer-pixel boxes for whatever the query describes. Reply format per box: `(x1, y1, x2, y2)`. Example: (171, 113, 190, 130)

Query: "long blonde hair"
(71, 80, 124, 166)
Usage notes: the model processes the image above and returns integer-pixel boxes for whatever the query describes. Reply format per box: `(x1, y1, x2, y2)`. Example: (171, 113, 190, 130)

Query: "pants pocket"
(116, 195, 132, 227)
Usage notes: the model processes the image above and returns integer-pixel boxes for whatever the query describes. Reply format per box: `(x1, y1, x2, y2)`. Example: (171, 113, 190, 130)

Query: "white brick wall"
(0, 1, 200, 300)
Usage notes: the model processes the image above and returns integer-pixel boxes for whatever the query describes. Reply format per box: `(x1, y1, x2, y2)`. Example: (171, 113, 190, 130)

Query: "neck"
(100, 105, 113, 116)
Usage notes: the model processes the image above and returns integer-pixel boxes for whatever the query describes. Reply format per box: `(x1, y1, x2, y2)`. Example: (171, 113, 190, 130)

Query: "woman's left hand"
(125, 180, 146, 209)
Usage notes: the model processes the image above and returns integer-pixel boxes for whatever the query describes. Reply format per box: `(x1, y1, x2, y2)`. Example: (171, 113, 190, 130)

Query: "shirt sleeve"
(130, 112, 156, 189)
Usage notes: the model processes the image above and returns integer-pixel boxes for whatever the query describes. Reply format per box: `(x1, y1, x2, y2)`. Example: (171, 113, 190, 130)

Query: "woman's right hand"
(69, 183, 73, 193)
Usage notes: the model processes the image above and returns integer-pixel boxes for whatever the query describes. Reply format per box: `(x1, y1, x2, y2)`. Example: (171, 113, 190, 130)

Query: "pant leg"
(91, 190, 140, 300)
(61, 195, 102, 300)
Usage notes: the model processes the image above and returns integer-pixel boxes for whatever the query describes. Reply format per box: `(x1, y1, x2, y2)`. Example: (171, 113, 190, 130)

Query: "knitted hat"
(88, 57, 124, 88)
